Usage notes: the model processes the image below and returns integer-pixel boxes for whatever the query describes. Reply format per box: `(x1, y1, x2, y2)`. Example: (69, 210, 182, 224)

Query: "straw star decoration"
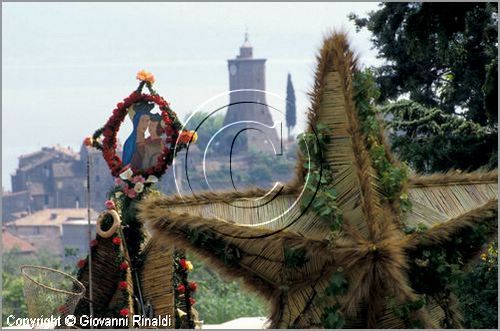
(138, 32, 498, 328)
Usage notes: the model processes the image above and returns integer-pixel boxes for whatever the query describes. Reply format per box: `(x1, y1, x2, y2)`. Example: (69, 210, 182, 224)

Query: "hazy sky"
(2, 2, 381, 190)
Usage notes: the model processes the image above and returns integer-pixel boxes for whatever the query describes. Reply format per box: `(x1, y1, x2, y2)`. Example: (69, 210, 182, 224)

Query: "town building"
(3, 144, 114, 222)
(4, 208, 97, 257)
(2, 227, 37, 257)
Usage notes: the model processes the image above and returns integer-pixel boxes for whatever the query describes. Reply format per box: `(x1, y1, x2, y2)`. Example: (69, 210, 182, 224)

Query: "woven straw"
(140, 237, 175, 328)
(73, 233, 135, 327)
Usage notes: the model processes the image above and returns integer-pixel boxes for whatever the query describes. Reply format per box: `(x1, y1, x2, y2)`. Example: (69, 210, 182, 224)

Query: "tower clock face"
(229, 64, 237, 76)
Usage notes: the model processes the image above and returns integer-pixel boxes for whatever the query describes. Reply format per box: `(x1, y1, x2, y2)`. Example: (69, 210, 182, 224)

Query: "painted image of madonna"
(143, 113, 164, 169)
(122, 101, 155, 169)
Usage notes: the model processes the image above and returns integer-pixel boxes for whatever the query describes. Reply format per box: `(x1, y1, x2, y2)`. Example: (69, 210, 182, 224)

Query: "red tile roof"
(2, 228, 37, 253)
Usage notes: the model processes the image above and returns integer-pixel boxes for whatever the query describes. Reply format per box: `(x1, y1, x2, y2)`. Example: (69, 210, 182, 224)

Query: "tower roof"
(238, 31, 253, 59)
(241, 31, 252, 48)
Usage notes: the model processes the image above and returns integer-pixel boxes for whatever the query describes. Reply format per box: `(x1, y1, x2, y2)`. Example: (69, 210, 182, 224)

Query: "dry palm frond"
(295, 31, 389, 241)
(405, 199, 497, 249)
(409, 169, 498, 187)
(149, 185, 300, 207)
(406, 181, 498, 226)
(138, 200, 333, 285)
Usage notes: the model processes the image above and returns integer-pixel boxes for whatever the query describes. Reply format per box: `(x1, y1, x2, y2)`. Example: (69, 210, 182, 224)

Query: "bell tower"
(221, 32, 279, 154)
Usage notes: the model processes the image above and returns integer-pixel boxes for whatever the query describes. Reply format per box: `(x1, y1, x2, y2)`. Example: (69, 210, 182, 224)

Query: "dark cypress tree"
(285, 73, 297, 141)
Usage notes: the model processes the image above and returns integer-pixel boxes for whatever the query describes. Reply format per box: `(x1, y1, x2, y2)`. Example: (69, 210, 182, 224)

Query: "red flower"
(103, 128, 113, 137)
(118, 281, 128, 290)
(58, 305, 67, 313)
(77, 259, 86, 269)
(119, 308, 129, 317)
(176, 284, 186, 293)
(189, 281, 197, 292)
(189, 297, 196, 305)
(112, 237, 122, 245)
(90, 239, 98, 248)
(179, 258, 187, 270)
(119, 261, 129, 270)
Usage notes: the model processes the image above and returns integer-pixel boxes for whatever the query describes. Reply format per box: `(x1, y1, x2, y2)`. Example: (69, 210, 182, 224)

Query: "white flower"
(134, 182, 144, 193)
(177, 309, 186, 318)
(119, 168, 133, 180)
(115, 191, 123, 198)
(145, 175, 158, 183)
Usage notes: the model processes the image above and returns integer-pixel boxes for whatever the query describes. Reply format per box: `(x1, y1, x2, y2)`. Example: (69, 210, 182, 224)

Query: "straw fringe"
(405, 199, 498, 249)
(296, 31, 388, 241)
(409, 169, 498, 187)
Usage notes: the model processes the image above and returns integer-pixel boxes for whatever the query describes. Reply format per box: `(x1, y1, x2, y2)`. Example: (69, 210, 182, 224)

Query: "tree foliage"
(349, 2, 498, 126)
(2, 248, 65, 326)
(382, 100, 497, 172)
(188, 254, 268, 325)
(285, 73, 297, 140)
(457, 241, 498, 329)
(184, 111, 225, 152)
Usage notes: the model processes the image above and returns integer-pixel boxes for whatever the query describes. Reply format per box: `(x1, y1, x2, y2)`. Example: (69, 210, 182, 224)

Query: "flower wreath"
(85, 70, 197, 182)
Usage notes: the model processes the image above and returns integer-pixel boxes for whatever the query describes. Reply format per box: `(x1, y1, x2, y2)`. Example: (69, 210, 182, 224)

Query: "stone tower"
(221, 33, 280, 154)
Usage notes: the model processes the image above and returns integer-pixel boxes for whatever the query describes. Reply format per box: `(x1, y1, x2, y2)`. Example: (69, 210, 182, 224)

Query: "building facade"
(3, 145, 115, 222)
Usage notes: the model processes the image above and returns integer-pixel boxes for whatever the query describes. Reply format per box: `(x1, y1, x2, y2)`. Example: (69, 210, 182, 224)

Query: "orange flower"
(178, 131, 198, 144)
(83, 136, 93, 147)
(136, 69, 155, 84)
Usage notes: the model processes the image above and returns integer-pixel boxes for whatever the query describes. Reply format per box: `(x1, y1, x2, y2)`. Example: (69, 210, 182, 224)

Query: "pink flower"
(131, 176, 145, 184)
(122, 186, 136, 199)
(114, 178, 124, 186)
(104, 200, 115, 210)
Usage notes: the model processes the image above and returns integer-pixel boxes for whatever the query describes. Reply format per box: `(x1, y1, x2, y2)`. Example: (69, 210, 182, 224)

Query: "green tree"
(456, 241, 498, 328)
(188, 254, 268, 324)
(382, 100, 497, 172)
(184, 111, 225, 152)
(2, 248, 62, 326)
(285, 73, 297, 141)
(349, 2, 498, 125)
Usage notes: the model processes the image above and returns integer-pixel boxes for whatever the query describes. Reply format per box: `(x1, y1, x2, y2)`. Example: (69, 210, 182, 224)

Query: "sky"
(2, 2, 381, 191)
